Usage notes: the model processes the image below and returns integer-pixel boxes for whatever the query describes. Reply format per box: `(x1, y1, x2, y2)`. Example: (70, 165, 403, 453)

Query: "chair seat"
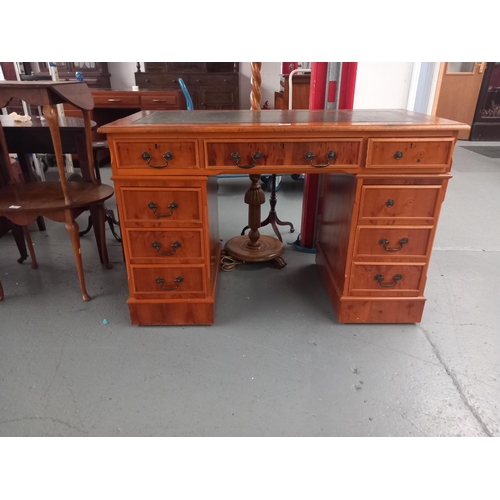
(0, 181, 114, 213)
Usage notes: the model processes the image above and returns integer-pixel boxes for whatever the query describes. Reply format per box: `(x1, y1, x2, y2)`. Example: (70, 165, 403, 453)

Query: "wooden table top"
(98, 109, 470, 134)
(0, 81, 93, 110)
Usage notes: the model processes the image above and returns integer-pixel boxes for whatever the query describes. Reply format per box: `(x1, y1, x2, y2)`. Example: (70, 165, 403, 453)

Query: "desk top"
(98, 109, 469, 134)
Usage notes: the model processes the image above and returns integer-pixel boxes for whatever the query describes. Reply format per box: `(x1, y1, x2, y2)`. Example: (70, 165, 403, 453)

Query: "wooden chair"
(0, 81, 114, 301)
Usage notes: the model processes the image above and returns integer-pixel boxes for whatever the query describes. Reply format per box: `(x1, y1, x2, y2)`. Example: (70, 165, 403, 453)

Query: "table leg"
(65, 215, 91, 301)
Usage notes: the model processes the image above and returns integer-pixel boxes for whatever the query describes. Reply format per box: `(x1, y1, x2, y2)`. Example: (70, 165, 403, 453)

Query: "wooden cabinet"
(63, 89, 186, 141)
(274, 73, 311, 110)
(99, 109, 468, 326)
(135, 62, 239, 110)
(33, 62, 111, 88)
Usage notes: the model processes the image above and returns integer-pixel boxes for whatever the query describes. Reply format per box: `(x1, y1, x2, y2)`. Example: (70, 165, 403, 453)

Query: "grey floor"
(0, 141, 499, 437)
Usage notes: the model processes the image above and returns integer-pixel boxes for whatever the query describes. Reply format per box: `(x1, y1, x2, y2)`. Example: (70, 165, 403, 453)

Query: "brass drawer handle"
(148, 201, 178, 217)
(156, 276, 183, 290)
(152, 240, 181, 255)
(107, 98, 122, 102)
(230, 151, 262, 169)
(152, 99, 166, 102)
(141, 151, 174, 168)
(374, 274, 402, 287)
(394, 150, 403, 160)
(379, 237, 409, 252)
(304, 150, 337, 168)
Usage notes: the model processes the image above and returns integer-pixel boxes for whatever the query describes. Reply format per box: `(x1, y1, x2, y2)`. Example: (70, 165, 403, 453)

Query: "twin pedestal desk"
(99, 109, 468, 326)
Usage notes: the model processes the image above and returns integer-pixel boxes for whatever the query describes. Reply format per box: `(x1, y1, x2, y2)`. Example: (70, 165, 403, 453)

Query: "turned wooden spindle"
(223, 63, 285, 267)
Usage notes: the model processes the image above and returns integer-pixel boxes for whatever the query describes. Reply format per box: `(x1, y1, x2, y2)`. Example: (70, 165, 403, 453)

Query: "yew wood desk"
(99, 109, 468, 326)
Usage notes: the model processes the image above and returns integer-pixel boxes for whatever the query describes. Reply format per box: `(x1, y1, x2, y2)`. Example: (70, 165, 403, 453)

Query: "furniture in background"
(0, 81, 114, 301)
(135, 63, 239, 110)
(0, 156, 38, 264)
(0, 114, 106, 235)
(64, 88, 187, 142)
(99, 108, 468, 326)
(63, 88, 187, 242)
(470, 62, 500, 140)
(29, 62, 111, 88)
(274, 73, 311, 110)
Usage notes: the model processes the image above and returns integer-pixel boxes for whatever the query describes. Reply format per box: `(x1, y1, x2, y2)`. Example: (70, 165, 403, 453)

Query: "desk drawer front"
(127, 229, 203, 261)
(141, 94, 185, 110)
(93, 94, 141, 108)
(206, 139, 361, 170)
(114, 140, 199, 169)
(367, 138, 454, 169)
(359, 186, 441, 221)
(131, 266, 206, 297)
(121, 188, 202, 224)
(354, 227, 432, 258)
(350, 264, 425, 294)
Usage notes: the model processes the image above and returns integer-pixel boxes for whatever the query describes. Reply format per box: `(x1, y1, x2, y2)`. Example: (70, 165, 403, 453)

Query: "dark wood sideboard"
(64, 89, 186, 140)
(135, 63, 240, 110)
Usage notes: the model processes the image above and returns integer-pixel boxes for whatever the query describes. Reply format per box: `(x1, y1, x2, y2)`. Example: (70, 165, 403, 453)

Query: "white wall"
(353, 62, 414, 109)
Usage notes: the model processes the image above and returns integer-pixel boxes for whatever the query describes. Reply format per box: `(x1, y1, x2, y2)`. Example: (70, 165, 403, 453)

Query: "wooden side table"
(0, 81, 114, 301)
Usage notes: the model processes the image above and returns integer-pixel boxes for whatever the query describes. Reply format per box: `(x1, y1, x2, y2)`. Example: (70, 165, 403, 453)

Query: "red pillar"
(299, 62, 328, 249)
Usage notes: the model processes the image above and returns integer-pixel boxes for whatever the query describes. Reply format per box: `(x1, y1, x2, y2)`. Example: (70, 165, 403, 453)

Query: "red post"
(299, 62, 328, 249)
(338, 62, 358, 110)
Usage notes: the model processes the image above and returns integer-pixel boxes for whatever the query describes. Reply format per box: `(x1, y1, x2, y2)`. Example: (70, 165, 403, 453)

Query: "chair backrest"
(178, 78, 194, 110)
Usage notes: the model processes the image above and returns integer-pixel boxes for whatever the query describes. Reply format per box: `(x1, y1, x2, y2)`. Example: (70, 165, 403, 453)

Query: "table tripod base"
(224, 235, 284, 263)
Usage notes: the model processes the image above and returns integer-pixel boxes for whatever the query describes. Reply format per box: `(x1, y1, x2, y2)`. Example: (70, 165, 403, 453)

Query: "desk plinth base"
(224, 235, 284, 264)
(128, 298, 215, 326)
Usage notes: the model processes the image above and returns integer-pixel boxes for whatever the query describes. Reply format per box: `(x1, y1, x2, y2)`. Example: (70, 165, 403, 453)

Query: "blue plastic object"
(178, 78, 194, 110)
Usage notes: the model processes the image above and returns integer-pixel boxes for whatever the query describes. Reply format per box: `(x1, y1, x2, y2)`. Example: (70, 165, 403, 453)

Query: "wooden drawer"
(359, 185, 441, 221)
(135, 73, 179, 88)
(131, 265, 206, 297)
(205, 139, 361, 171)
(120, 187, 202, 225)
(354, 226, 433, 258)
(92, 93, 141, 108)
(113, 140, 199, 169)
(198, 74, 238, 87)
(140, 93, 185, 110)
(350, 263, 425, 295)
(126, 229, 203, 262)
(366, 138, 454, 169)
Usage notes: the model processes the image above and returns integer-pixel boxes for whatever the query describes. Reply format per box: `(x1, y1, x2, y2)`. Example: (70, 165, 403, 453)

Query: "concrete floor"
(0, 141, 499, 437)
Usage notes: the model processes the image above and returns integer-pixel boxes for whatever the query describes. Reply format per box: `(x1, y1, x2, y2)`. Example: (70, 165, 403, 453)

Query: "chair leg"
(79, 215, 93, 237)
(11, 223, 29, 263)
(106, 208, 122, 243)
(0, 279, 4, 301)
(90, 204, 112, 269)
(65, 216, 91, 301)
(22, 226, 38, 269)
